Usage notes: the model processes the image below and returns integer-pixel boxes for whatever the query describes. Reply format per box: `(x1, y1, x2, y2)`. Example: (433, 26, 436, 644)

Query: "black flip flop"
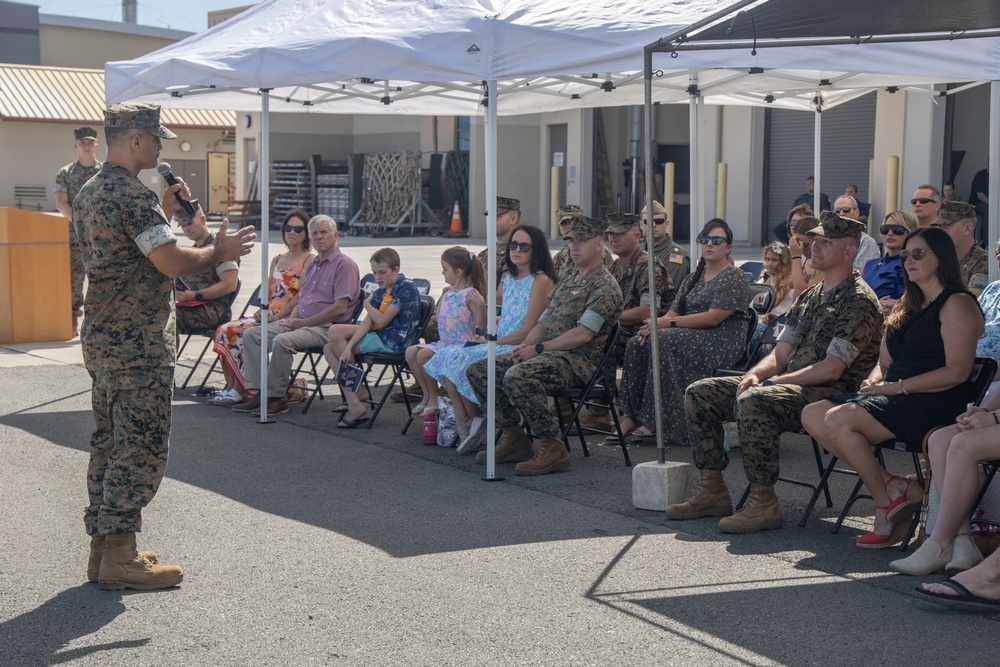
(915, 578, 1000, 609)
(337, 414, 370, 429)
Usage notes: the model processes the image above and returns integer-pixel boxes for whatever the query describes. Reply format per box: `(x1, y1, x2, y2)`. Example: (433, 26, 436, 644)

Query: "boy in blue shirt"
(325, 248, 421, 426)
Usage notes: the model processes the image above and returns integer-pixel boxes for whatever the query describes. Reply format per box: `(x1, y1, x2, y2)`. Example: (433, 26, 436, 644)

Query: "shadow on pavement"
(0, 585, 150, 665)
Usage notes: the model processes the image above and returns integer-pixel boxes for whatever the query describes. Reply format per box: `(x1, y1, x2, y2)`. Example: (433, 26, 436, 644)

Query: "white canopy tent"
(106, 0, 1000, 463)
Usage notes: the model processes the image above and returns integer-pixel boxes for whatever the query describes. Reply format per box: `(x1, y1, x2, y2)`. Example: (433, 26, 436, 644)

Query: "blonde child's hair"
(441, 246, 487, 297)
(762, 241, 793, 305)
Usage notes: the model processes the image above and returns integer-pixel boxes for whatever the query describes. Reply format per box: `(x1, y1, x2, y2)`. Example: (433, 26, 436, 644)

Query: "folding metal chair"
(177, 278, 242, 391)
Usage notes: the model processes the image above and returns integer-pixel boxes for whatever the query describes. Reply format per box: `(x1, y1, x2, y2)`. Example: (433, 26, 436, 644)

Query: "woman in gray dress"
(618, 219, 751, 445)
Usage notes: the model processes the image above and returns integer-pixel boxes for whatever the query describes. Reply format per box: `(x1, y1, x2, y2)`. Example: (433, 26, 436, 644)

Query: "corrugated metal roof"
(0, 64, 235, 129)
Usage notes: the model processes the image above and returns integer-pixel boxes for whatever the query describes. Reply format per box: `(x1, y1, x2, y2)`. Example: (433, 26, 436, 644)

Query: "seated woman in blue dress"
(802, 227, 984, 549)
(861, 210, 918, 316)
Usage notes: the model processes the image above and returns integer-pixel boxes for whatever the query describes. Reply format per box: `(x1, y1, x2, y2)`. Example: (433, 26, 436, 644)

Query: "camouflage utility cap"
(485, 196, 520, 216)
(74, 126, 98, 141)
(807, 211, 865, 240)
(173, 199, 201, 225)
(556, 204, 584, 224)
(934, 200, 977, 226)
(563, 215, 605, 240)
(640, 200, 668, 217)
(104, 103, 177, 139)
(605, 212, 640, 234)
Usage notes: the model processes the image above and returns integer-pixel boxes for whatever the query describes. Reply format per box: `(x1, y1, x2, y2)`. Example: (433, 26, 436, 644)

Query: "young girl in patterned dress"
(406, 247, 487, 417)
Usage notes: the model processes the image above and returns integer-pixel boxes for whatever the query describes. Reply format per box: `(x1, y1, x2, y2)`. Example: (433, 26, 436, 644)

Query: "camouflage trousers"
(70, 227, 86, 320)
(85, 368, 172, 536)
(685, 375, 840, 486)
(467, 353, 588, 439)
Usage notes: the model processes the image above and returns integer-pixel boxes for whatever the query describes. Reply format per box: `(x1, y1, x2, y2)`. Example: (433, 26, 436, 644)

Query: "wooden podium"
(0, 208, 73, 343)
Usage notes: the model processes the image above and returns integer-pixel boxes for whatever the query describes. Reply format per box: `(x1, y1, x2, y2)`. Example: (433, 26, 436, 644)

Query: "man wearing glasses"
(668, 212, 882, 533)
(640, 200, 689, 291)
(932, 200, 988, 296)
(832, 195, 880, 270)
(910, 185, 943, 228)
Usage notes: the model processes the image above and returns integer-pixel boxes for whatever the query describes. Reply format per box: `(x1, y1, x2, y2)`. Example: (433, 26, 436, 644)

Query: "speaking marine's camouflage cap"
(562, 214, 606, 240)
(807, 211, 865, 240)
(104, 103, 177, 139)
(172, 199, 202, 225)
(556, 204, 584, 225)
(485, 196, 520, 216)
(934, 200, 977, 227)
(74, 126, 98, 141)
(605, 212, 640, 234)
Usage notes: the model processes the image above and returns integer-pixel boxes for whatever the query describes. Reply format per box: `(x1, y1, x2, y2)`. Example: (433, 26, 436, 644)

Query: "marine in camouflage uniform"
(467, 214, 623, 475)
(934, 201, 989, 294)
(172, 201, 239, 330)
(606, 212, 674, 366)
(54, 126, 102, 332)
(552, 204, 613, 281)
(641, 200, 690, 290)
(74, 103, 253, 589)
(670, 213, 883, 532)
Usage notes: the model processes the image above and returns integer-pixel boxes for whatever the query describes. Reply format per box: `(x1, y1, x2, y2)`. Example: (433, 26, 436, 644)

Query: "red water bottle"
(423, 411, 438, 446)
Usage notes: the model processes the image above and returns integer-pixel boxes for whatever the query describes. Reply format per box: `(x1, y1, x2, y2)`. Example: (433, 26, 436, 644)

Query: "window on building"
(456, 116, 470, 151)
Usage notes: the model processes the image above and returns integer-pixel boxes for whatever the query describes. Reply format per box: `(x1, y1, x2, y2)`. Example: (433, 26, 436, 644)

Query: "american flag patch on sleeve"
(669, 253, 683, 264)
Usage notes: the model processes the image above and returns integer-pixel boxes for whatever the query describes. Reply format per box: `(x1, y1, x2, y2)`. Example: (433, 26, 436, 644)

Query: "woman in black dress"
(802, 227, 984, 548)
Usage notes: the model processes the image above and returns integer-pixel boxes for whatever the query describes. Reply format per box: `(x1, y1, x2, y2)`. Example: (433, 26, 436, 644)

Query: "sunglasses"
(834, 207, 854, 214)
(652, 217, 667, 225)
(899, 248, 932, 261)
(911, 197, 939, 205)
(283, 224, 305, 233)
(507, 241, 533, 252)
(879, 224, 908, 236)
(697, 235, 727, 246)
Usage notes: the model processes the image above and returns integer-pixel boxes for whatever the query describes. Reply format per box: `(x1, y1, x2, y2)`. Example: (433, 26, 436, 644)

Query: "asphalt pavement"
(1, 232, 997, 666)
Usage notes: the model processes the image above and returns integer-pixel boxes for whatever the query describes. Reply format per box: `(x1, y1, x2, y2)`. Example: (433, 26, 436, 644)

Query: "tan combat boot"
(87, 534, 158, 583)
(476, 427, 534, 464)
(577, 406, 611, 431)
(718, 484, 783, 533)
(514, 436, 570, 476)
(98, 533, 183, 591)
(665, 470, 733, 519)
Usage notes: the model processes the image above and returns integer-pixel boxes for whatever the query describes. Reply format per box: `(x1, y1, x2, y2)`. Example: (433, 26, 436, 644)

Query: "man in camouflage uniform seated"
(641, 200, 689, 291)
(54, 126, 102, 336)
(172, 199, 240, 330)
(666, 212, 883, 533)
(74, 103, 255, 590)
(932, 200, 989, 297)
(552, 204, 613, 281)
(466, 214, 623, 475)
(579, 212, 673, 430)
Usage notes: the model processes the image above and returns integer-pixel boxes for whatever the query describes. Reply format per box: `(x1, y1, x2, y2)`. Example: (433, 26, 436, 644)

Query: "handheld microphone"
(157, 162, 196, 216)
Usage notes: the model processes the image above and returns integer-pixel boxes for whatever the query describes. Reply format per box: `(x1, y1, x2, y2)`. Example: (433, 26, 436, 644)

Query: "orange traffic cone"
(446, 200, 465, 237)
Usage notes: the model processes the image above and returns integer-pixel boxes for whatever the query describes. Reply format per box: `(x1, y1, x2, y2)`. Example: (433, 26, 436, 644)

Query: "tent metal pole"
(643, 49, 665, 463)
(689, 74, 701, 263)
(650, 0, 760, 50)
(814, 93, 822, 215)
(483, 79, 501, 481)
(656, 28, 1000, 54)
(991, 81, 999, 283)
(258, 90, 272, 424)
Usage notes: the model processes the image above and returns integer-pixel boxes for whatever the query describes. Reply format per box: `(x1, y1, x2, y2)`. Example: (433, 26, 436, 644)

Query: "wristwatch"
(195, 291, 203, 301)
(669, 318, 677, 328)
(534, 343, 545, 354)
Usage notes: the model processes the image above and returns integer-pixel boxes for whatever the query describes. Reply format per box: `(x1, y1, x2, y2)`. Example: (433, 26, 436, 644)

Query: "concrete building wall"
(0, 120, 228, 211)
(0, 0, 40, 65)
(950, 83, 991, 202)
(38, 16, 188, 69)
(468, 115, 542, 238)
(718, 105, 765, 245)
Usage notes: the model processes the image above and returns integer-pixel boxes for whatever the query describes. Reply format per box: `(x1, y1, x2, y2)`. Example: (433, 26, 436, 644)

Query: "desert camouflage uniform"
(175, 231, 239, 329)
(74, 162, 177, 536)
(685, 272, 882, 486)
(552, 243, 613, 282)
(55, 159, 102, 321)
(467, 264, 623, 438)
(961, 243, 989, 292)
(648, 233, 690, 290)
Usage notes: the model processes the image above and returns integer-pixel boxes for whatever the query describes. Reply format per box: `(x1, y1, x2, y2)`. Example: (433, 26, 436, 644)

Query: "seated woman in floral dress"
(209, 208, 313, 405)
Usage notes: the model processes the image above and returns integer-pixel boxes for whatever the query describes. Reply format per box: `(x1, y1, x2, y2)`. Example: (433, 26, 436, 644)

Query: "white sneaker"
(456, 416, 487, 454)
